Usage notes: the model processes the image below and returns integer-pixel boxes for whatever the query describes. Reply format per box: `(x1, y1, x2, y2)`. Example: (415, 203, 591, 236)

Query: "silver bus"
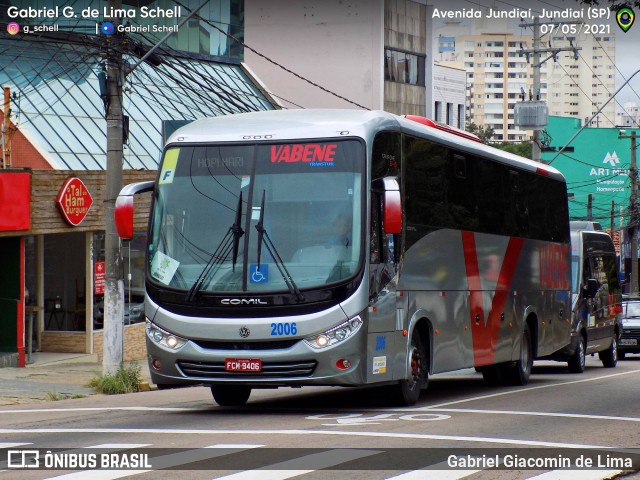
(115, 109, 572, 406)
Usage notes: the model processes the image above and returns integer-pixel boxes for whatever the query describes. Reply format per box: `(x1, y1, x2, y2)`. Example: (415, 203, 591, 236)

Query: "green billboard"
(541, 116, 638, 229)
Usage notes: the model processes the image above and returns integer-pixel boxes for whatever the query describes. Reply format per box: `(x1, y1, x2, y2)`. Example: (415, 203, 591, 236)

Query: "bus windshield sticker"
(270, 143, 337, 165)
(159, 148, 179, 185)
(250, 263, 269, 284)
(150, 251, 180, 285)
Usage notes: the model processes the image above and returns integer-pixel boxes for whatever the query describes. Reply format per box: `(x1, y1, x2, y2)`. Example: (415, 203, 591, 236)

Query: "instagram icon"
(7, 22, 20, 35)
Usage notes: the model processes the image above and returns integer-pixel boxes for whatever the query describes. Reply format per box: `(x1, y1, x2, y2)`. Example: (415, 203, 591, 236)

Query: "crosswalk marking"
(0, 443, 34, 472)
(526, 469, 624, 480)
(2, 442, 624, 480)
(43, 444, 263, 480)
(387, 471, 480, 480)
(211, 448, 382, 480)
(0, 442, 31, 448)
(385, 457, 482, 480)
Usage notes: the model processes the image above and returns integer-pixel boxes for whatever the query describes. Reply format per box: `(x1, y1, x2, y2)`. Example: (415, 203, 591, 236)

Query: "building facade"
(0, 0, 276, 367)
(438, 31, 540, 142)
(545, 33, 616, 128)
(436, 19, 618, 140)
(244, 0, 465, 122)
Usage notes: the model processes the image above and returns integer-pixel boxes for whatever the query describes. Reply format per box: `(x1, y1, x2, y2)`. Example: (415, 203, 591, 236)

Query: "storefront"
(0, 168, 155, 367)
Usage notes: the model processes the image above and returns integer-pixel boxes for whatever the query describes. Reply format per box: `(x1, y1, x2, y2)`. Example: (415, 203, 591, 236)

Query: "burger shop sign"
(55, 177, 94, 226)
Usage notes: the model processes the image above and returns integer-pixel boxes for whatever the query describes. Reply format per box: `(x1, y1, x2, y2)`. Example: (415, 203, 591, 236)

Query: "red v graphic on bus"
(461, 231, 525, 367)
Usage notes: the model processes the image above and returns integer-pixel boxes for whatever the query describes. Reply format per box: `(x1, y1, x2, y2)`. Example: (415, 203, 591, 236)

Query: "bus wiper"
(186, 193, 244, 302)
(255, 190, 305, 301)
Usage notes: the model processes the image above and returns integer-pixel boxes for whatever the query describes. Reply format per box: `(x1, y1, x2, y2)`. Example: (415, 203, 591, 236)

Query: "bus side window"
(510, 170, 529, 237)
(370, 191, 382, 264)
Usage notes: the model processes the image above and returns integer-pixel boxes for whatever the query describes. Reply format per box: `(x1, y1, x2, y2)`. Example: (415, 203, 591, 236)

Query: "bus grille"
(192, 339, 299, 351)
(177, 360, 317, 378)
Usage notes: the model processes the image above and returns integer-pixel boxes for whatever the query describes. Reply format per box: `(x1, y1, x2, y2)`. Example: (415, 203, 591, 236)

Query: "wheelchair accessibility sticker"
(250, 264, 269, 283)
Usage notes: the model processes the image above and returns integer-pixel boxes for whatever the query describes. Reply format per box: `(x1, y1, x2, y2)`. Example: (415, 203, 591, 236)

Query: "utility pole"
(532, 17, 541, 163)
(103, 0, 125, 375)
(100, 0, 207, 374)
(620, 130, 638, 295)
(519, 19, 581, 162)
(587, 194, 593, 221)
(2, 86, 11, 168)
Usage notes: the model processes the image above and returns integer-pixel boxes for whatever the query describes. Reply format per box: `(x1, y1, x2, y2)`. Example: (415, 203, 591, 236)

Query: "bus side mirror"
(585, 278, 599, 299)
(114, 181, 155, 240)
(382, 177, 402, 234)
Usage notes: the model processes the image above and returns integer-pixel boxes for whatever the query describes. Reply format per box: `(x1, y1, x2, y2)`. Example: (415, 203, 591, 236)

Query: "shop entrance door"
(0, 237, 21, 365)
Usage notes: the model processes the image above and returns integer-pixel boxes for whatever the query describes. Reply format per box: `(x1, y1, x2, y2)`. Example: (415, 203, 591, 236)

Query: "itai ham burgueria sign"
(55, 177, 94, 226)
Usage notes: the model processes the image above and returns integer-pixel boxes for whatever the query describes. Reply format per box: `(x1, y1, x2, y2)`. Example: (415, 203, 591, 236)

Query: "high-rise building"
(453, 32, 538, 142)
(545, 33, 616, 128)
(436, 20, 617, 141)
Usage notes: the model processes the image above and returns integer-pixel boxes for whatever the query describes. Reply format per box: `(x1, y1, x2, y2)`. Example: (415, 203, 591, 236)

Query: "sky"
(430, 0, 640, 109)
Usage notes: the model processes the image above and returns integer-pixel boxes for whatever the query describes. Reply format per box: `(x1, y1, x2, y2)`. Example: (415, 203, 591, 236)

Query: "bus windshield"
(148, 140, 364, 295)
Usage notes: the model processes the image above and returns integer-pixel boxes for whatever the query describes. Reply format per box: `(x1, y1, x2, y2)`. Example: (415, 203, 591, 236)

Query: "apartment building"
(438, 24, 536, 142)
(546, 33, 616, 128)
(245, 0, 466, 122)
(437, 21, 617, 140)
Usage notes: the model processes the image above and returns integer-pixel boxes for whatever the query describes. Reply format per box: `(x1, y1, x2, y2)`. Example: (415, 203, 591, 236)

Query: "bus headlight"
(304, 316, 363, 349)
(146, 319, 187, 350)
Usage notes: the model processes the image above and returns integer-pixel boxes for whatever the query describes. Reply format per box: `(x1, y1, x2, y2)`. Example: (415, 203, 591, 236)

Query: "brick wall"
(93, 322, 147, 362)
(0, 110, 52, 170)
(41, 331, 86, 353)
(41, 323, 147, 362)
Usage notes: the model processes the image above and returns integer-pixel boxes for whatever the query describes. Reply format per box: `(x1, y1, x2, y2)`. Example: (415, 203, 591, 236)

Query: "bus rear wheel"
(389, 330, 428, 406)
(502, 323, 533, 386)
(211, 385, 252, 406)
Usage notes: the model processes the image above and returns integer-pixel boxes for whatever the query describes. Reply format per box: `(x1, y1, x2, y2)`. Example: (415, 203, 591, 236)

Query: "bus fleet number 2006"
(271, 322, 298, 336)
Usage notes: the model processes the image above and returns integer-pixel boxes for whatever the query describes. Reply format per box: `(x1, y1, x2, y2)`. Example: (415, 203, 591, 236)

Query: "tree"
(466, 121, 495, 144)
(493, 142, 533, 158)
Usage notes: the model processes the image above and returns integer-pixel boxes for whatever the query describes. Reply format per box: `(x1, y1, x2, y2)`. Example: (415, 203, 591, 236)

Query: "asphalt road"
(2, 355, 640, 479)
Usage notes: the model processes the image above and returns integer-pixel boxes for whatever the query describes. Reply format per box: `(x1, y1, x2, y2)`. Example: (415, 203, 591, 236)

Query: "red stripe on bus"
(462, 232, 525, 366)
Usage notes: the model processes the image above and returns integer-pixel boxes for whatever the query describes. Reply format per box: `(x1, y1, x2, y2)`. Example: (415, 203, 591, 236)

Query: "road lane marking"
(0, 407, 208, 415)
(422, 369, 640, 409)
(0, 428, 619, 449)
(426, 408, 640, 423)
(211, 449, 381, 480)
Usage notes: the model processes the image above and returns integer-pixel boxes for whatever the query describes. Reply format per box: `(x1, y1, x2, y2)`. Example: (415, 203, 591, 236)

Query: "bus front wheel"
(211, 385, 252, 407)
(389, 330, 429, 406)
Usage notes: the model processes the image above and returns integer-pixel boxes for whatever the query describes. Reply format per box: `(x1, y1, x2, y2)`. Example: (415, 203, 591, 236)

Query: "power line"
(171, 0, 369, 110)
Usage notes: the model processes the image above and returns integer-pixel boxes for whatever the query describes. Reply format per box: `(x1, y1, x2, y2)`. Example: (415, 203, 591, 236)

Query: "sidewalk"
(0, 352, 152, 406)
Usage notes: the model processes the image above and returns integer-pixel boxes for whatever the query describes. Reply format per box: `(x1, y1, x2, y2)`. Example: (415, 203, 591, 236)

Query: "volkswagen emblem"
(239, 326, 250, 338)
